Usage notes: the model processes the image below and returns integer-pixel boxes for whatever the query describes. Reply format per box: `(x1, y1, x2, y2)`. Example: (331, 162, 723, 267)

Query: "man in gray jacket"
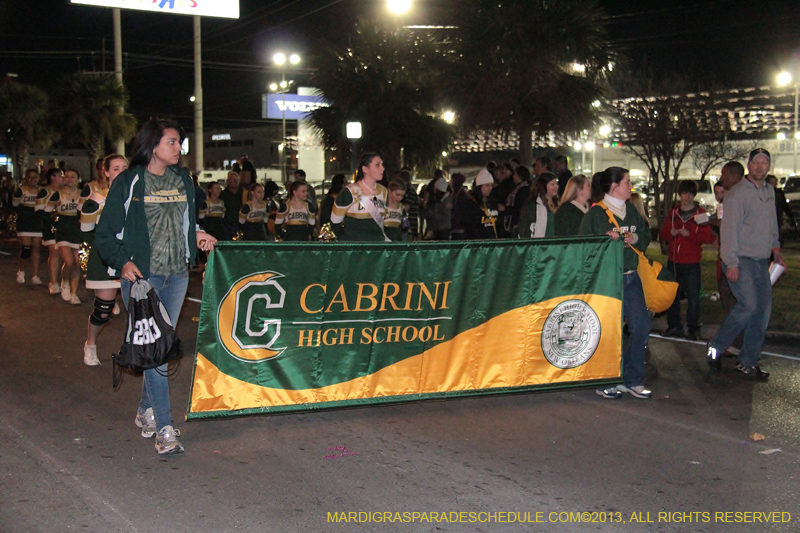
(707, 148, 785, 378)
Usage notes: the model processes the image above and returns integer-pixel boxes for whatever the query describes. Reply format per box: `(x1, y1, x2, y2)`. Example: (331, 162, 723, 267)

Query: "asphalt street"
(1, 241, 799, 533)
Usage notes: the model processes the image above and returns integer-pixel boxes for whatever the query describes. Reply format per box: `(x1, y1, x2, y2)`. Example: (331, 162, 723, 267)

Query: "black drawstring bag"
(112, 279, 182, 388)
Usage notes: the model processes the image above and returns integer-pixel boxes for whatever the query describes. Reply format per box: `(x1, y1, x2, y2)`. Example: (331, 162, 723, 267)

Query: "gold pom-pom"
(318, 223, 338, 242)
(79, 242, 90, 275)
(274, 233, 283, 243)
(7, 212, 17, 233)
(231, 230, 244, 241)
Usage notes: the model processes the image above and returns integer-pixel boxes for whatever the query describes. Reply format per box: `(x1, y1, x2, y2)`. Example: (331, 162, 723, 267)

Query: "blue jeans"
(122, 270, 189, 431)
(710, 257, 771, 367)
(623, 271, 649, 388)
(666, 261, 701, 333)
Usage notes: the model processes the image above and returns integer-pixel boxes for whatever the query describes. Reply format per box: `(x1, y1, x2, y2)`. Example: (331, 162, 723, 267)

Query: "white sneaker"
(155, 425, 185, 455)
(49, 283, 60, 295)
(16, 271, 24, 284)
(112, 302, 121, 315)
(83, 343, 101, 366)
(134, 408, 157, 438)
(30, 276, 42, 285)
(617, 384, 652, 399)
(70, 294, 81, 305)
(61, 286, 71, 302)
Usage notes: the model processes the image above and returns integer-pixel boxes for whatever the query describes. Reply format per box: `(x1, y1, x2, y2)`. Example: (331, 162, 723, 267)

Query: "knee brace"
(90, 297, 116, 326)
(20, 246, 32, 259)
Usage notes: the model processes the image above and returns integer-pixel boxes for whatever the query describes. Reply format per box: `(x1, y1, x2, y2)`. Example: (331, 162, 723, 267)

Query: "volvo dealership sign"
(70, 0, 239, 18)
(263, 94, 330, 120)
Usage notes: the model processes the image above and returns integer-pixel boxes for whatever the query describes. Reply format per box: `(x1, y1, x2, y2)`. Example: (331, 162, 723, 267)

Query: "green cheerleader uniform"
(36, 186, 58, 245)
(199, 198, 226, 242)
(384, 204, 406, 242)
(80, 189, 120, 290)
(554, 201, 589, 237)
(330, 182, 388, 242)
(276, 200, 316, 241)
(79, 181, 108, 211)
(239, 200, 269, 241)
(12, 185, 42, 237)
(48, 188, 82, 248)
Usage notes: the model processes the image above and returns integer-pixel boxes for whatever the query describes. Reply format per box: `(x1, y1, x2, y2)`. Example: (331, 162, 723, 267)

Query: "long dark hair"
(129, 118, 185, 168)
(43, 167, 61, 185)
(327, 174, 346, 196)
(597, 166, 629, 195)
(355, 152, 380, 182)
(533, 172, 558, 210)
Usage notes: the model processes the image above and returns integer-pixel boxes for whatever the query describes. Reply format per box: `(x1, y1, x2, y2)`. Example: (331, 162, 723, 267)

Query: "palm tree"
(50, 72, 137, 179)
(452, 0, 614, 167)
(307, 19, 453, 172)
(0, 80, 53, 180)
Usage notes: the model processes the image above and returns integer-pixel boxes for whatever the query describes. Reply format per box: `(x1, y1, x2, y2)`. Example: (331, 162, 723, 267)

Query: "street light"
(387, 0, 412, 15)
(273, 52, 301, 182)
(778, 71, 798, 174)
(346, 122, 362, 174)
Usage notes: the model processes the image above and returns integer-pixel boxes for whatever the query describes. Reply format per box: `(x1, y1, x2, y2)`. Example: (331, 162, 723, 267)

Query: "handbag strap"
(597, 201, 646, 260)
(358, 187, 391, 243)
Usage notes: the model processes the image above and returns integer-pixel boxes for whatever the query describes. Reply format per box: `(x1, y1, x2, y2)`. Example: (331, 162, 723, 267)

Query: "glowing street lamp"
(387, 0, 412, 15)
(346, 121, 362, 173)
(273, 52, 301, 181)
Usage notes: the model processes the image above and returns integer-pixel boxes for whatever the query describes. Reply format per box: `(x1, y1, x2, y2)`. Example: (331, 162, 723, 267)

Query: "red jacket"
(659, 204, 715, 264)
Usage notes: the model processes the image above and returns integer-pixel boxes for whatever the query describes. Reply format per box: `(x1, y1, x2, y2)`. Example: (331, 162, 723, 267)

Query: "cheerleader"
(35, 168, 65, 293)
(384, 179, 408, 242)
(238, 182, 269, 241)
(12, 169, 45, 284)
(79, 159, 110, 211)
(48, 169, 82, 304)
(276, 181, 317, 241)
(198, 182, 226, 242)
(330, 152, 389, 242)
(80, 154, 128, 366)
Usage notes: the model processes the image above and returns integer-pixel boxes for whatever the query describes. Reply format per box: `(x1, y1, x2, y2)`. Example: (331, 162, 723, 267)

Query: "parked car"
(784, 176, 800, 220)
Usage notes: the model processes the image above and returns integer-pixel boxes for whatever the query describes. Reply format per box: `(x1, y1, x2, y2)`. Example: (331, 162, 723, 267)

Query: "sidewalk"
(649, 314, 800, 357)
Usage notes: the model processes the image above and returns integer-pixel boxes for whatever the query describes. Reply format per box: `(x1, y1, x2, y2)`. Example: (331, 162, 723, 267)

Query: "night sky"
(2, 0, 800, 131)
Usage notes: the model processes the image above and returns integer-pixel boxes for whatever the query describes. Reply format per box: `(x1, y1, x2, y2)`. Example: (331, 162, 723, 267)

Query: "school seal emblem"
(541, 300, 601, 369)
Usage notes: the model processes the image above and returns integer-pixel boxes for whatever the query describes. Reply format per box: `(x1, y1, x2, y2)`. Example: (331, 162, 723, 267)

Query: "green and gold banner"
(187, 237, 623, 419)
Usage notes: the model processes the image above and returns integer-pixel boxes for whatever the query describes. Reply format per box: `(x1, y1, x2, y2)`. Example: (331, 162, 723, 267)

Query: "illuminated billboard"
(70, 0, 239, 19)
(263, 94, 330, 120)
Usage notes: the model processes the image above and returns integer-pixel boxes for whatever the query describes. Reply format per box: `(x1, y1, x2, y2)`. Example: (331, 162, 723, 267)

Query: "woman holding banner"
(580, 166, 652, 400)
(330, 152, 389, 242)
(96, 118, 217, 455)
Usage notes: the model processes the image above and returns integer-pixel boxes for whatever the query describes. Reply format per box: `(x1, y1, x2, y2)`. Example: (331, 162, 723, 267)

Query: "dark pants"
(717, 272, 743, 350)
(666, 261, 701, 334)
(623, 272, 649, 388)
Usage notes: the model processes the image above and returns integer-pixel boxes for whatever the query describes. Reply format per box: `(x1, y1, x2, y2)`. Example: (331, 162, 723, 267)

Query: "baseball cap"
(748, 148, 771, 163)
